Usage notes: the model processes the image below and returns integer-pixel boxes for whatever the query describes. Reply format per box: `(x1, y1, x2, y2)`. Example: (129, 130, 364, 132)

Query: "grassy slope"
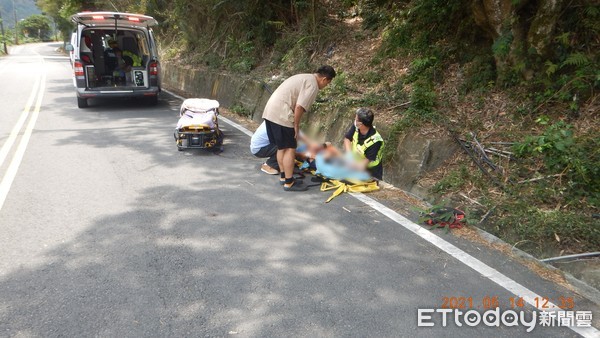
(301, 16, 597, 258)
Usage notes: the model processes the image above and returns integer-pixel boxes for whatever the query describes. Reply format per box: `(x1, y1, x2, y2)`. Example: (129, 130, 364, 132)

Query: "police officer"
(343, 108, 385, 180)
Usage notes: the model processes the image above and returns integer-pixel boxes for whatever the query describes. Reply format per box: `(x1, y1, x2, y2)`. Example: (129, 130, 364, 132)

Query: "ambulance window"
(136, 32, 150, 56)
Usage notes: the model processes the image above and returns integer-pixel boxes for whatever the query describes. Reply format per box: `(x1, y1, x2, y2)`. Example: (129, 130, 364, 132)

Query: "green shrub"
(358, 70, 384, 85)
(202, 52, 223, 69)
(407, 56, 440, 82)
(492, 32, 513, 58)
(431, 166, 470, 194)
(461, 55, 496, 93)
(408, 80, 438, 121)
(513, 119, 600, 206)
(377, 0, 472, 59)
(492, 203, 600, 256)
(230, 59, 254, 73)
(230, 104, 249, 117)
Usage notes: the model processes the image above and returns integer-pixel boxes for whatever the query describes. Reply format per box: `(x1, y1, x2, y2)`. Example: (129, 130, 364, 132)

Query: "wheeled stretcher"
(174, 98, 224, 151)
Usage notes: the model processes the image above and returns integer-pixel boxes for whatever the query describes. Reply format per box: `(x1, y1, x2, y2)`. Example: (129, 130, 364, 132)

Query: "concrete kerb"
(162, 88, 600, 308)
(474, 226, 600, 305)
(390, 176, 600, 305)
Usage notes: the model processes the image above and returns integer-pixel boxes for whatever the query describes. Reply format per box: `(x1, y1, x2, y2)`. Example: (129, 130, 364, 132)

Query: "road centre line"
(42, 56, 70, 60)
(0, 72, 41, 168)
(163, 89, 599, 337)
(0, 60, 46, 211)
(7, 45, 23, 55)
(0, 60, 12, 76)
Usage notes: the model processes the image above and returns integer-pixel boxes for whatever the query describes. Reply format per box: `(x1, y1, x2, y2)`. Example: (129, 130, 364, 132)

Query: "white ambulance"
(66, 12, 161, 108)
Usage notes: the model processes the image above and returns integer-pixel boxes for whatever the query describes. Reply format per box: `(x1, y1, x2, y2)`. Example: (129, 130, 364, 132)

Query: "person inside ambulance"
(104, 38, 121, 74)
(104, 38, 134, 83)
(121, 51, 141, 70)
(343, 107, 385, 180)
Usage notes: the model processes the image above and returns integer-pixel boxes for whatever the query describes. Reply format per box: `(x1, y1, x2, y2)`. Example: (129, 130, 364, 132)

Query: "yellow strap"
(320, 180, 342, 191)
(325, 184, 347, 203)
(347, 181, 379, 193)
(320, 179, 379, 202)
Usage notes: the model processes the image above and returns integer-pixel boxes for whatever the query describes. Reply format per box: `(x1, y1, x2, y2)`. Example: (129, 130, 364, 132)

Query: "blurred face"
(317, 76, 332, 89)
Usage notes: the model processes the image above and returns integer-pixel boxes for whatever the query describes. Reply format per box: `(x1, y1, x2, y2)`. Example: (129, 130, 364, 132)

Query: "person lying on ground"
(313, 144, 372, 182)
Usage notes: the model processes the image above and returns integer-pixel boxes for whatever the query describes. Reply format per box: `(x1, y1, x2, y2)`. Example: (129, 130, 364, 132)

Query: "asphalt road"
(0, 42, 598, 337)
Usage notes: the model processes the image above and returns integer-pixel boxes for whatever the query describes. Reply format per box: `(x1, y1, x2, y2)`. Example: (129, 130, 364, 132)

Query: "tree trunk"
(527, 0, 563, 57)
(471, 0, 516, 39)
(471, 0, 564, 83)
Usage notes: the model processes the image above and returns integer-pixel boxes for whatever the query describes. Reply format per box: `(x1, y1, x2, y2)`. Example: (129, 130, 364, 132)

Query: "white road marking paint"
(0, 59, 46, 211)
(351, 192, 598, 337)
(3, 55, 67, 59)
(42, 56, 69, 60)
(163, 89, 599, 337)
(0, 70, 41, 168)
(0, 59, 12, 75)
(218, 115, 253, 137)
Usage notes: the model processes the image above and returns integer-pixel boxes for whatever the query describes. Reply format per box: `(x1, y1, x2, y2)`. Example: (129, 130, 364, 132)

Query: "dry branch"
(517, 174, 564, 184)
(478, 206, 496, 226)
(387, 101, 411, 111)
(459, 193, 484, 207)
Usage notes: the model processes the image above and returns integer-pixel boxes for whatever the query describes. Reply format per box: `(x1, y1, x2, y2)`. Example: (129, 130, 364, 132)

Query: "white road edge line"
(0, 59, 12, 76)
(351, 192, 598, 337)
(163, 89, 599, 337)
(218, 115, 253, 137)
(0, 60, 46, 211)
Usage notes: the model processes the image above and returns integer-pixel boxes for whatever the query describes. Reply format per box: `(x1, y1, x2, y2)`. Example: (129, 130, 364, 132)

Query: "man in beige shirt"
(263, 65, 336, 191)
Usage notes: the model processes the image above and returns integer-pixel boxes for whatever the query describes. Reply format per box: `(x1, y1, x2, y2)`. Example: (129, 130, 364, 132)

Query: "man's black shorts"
(264, 119, 297, 149)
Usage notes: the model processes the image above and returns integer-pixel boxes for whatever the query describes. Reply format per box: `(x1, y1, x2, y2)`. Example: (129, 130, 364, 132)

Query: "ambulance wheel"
(77, 97, 88, 108)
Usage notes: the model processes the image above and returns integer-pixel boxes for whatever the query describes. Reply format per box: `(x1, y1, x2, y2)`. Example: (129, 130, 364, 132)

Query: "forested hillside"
(0, 0, 40, 28)
(38, 0, 599, 257)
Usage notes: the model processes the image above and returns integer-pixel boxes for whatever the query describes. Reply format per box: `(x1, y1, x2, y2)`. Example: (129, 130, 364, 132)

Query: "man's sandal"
(280, 175, 304, 185)
(283, 179, 307, 191)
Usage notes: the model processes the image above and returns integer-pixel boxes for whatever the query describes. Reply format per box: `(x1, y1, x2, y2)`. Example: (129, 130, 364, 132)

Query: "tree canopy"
(19, 14, 51, 39)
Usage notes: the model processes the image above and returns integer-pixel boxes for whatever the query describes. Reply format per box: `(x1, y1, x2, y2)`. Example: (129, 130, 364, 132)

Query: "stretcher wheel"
(213, 145, 224, 154)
